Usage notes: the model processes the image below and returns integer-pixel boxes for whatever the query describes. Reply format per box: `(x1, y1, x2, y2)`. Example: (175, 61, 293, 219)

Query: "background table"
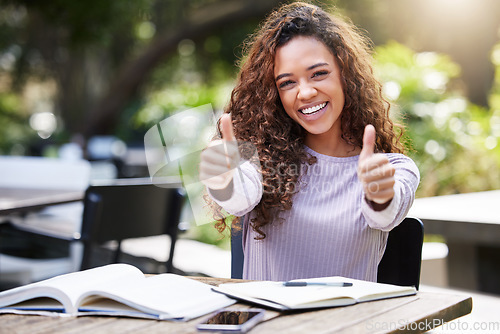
(0, 277, 472, 334)
(0, 187, 84, 215)
(409, 190, 500, 294)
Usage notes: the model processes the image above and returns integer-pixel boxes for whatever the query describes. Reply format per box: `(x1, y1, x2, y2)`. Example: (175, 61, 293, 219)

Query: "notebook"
(213, 276, 416, 310)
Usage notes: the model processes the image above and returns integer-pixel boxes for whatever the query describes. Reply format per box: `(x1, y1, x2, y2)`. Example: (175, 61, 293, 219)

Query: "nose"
(297, 82, 317, 100)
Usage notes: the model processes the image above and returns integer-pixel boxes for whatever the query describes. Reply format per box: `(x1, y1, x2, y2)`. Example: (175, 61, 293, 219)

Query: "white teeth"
(300, 102, 327, 115)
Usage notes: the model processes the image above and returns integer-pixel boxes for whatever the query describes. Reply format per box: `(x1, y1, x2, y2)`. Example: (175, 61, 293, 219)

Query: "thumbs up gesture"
(357, 125, 396, 205)
(199, 114, 240, 190)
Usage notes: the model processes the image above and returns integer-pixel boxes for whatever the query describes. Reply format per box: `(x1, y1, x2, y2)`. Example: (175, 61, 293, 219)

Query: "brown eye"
(279, 80, 294, 89)
(312, 70, 328, 78)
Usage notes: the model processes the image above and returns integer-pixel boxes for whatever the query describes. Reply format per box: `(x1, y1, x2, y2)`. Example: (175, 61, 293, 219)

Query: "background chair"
(78, 178, 185, 273)
(1, 177, 185, 289)
(231, 217, 424, 289)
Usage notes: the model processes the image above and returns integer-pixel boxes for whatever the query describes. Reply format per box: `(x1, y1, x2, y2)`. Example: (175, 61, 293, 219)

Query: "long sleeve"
(208, 160, 263, 217)
(361, 154, 420, 231)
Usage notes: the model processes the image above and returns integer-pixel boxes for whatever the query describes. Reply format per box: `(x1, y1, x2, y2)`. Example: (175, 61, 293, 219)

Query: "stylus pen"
(283, 281, 353, 287)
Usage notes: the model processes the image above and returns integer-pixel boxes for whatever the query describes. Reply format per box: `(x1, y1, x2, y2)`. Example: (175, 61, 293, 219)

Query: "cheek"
(279, 95, 297, 119)
(278, 90, 294, 110)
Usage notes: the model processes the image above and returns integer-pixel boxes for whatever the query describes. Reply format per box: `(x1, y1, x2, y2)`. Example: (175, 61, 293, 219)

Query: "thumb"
(220, 113, 236, 141)
(360, 124, 375, 161)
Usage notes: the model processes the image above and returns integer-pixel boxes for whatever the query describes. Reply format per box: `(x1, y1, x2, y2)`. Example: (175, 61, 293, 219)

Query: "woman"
(199, 2, 419, 281)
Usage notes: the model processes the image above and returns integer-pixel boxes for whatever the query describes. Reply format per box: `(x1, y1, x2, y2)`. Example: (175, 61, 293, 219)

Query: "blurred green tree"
(374, 41, 500, 196)
(2, 0, 500, 246)
(0, 0, 283, 150)
(0, 92, 32, 153)
(1, 0, 499, 192)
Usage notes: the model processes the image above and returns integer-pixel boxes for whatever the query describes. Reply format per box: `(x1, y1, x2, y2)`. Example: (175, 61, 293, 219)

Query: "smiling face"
(274, 36, 347, 153)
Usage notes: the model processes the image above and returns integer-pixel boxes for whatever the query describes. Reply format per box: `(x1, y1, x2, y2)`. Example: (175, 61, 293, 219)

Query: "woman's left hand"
(357, 125, 396, 205)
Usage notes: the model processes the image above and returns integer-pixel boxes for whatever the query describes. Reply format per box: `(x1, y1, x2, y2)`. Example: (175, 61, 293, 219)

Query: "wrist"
(209, 179, 234, 201)
(366, 196, 392, 211)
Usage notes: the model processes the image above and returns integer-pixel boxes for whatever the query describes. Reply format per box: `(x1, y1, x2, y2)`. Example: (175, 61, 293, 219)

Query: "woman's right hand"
(199, 114, 240, 190)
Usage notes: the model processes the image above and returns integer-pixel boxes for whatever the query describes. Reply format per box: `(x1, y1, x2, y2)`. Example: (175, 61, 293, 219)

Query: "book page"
(0, 263, 144, 314)
(77, 274, 235, 321)
(0, 286, 69, 313)
(75, 298, 163, 320)
(0, 296, 64, 313)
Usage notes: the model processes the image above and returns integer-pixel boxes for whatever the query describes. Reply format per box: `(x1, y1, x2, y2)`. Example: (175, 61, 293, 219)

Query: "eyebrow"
(275, 62, 329, 81)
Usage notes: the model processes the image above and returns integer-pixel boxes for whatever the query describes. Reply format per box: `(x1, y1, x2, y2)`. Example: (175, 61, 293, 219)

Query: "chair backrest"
(231, 218, 245, 279)
(377, 217, 424, 289)
(79, 178, 185, 273)
(231, 216, 424, 289)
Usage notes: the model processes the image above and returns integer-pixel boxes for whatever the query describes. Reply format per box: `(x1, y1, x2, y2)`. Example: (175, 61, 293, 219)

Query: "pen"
(283, 281, 353, 287)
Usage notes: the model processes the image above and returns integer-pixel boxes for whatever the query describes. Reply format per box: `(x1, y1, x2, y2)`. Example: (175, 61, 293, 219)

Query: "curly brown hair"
(212, 1, 404, 239)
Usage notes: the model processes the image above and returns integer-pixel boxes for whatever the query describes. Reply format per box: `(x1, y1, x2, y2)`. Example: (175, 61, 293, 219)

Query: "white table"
(0, 187, 83, 215)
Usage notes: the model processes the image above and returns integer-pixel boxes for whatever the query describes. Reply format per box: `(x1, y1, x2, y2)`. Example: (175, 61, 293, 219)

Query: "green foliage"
(186, 222, 231, 249)
(1, 0, 152, 47)
(374, 41, 500, 196)
(2, 0, 500, 245)
(131, 82, 231, 131)
(0, 92, 32, 154)
(0, 0, 259, 138)
(490, 43, 500, 111)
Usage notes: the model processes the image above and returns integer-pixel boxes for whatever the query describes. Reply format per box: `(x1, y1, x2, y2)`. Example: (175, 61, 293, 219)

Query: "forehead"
(274, 36, 335, 74)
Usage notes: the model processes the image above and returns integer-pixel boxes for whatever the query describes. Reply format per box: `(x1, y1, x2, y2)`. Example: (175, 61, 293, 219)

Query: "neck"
(305, 133, 361, 157)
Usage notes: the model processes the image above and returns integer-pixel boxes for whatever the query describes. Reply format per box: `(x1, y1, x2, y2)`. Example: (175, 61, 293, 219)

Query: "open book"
(0, 264, 235, 320)
(213, 276, 416, 311)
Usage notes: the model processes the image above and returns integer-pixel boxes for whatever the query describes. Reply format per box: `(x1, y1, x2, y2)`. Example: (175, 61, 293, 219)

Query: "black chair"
(79, 178, 185, 273)
(377, 217, 424, 289)
(231, 217, 424, 289)
(1, 178, 185, 286)
(231, 219, 245, 280)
